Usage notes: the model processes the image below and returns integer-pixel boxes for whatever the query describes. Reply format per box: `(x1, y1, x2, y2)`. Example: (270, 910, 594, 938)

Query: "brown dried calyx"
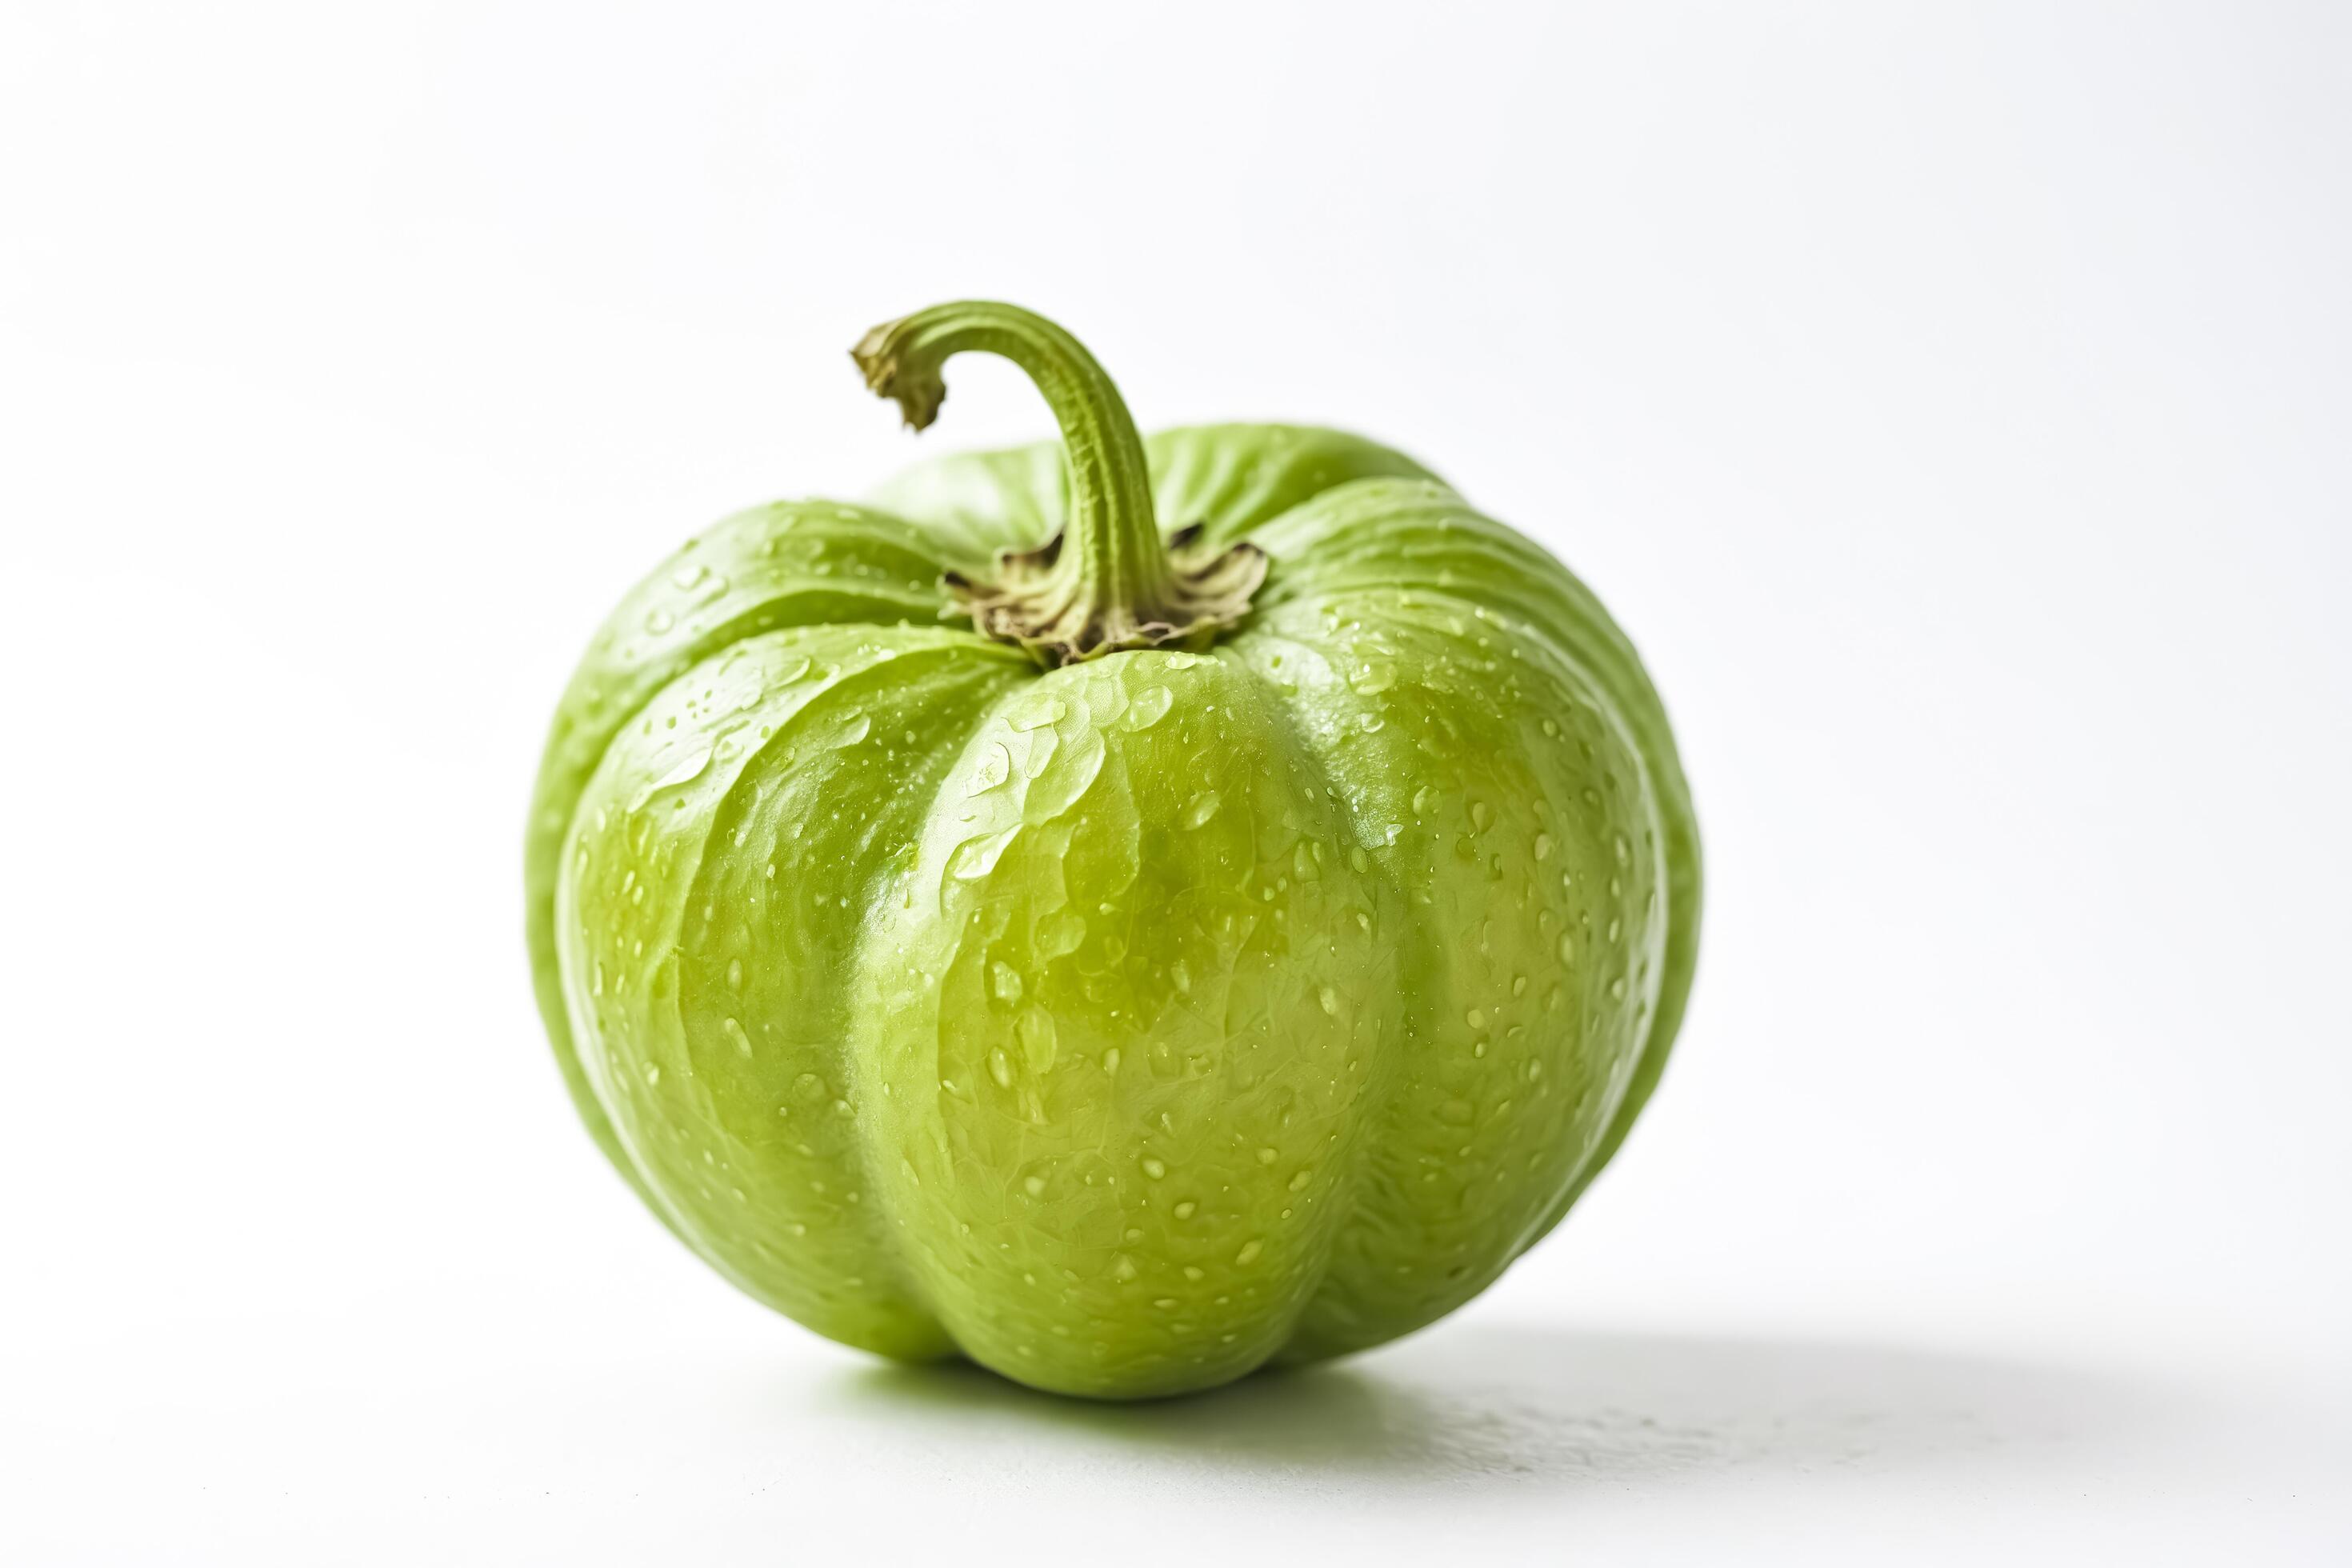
(946, 523, 1266, 666)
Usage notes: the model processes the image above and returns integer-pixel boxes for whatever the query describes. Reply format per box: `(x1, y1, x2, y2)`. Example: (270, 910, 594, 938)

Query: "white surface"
(2, 2, 2346, 1562)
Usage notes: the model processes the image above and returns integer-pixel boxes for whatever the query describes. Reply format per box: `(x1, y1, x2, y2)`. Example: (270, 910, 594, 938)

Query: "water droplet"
(1024, 1174, 1048, 1198)
(1036, 906, 1087, 958)
(1288, 1169, 1312, 1192)
(1111, 1255, 1139, 1282)
(1141, 1156, 1167, 1180)
(1123, 685, 1174, 730)
(1558, 935, 1576, 963)
(1234, 1239, 1264, 1265)
(630, 742, 713, 810)
(1412, 785, 1436, 814)
(966, 742, 1012, 795)
(1174, 1200, 1198, 1219)
(1610, 976, 1629, 1000)
(832, 713, 873, 748)
(1019, 726, 1060, 778)
(1356, 712, 1385, 733)
(987, 1048, 1014, 1089)
(1318, 986, 1341, 1017)
(990, 961, 1024, 1005)
(1534, 832, 1554, 861)
(1466, 1007, 1486, 1029)
(670, 562, 708, 590)
(642, 1063, 662, 1086)
(1016, 1008, 1058, 1073)
(1349, 846, 1371, 873)
(726, 958, 744, 990)
(1102, 1047, 1122, 1074)
(1183, 790, 1223, 829)
(721, 1017, 753, 1058)
(643, 608, 674, 634)
(1256, 1146, 1278, 1166)
(1012, 697, 1067, 731)
(1470, 801, 1494, 833)
(949, 825, 1022, 881)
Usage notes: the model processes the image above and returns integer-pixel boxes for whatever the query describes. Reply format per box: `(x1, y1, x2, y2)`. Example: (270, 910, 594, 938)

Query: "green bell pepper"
(526, 302, 1701, 1398)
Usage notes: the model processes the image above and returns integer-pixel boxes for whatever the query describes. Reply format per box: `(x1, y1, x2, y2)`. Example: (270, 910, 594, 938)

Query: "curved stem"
(854, 302, 1266, 665)
(854, 301, 1174, 623)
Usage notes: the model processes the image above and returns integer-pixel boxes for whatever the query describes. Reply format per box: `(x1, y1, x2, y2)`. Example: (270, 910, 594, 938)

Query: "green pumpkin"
(525, 302, 1700, 1398)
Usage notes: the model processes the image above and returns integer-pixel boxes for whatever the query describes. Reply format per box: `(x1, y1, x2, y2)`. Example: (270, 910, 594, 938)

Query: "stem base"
(946, 523, 1266, 666)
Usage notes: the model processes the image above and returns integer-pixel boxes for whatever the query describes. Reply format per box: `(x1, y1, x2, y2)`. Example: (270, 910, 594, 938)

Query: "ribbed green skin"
(525, 426, 1699, 1398)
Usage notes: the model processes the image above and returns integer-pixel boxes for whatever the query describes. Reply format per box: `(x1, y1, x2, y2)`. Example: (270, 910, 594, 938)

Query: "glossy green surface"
(526, 307, 1699, 1398)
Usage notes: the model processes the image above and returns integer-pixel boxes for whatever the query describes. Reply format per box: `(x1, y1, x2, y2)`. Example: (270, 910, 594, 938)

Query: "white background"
(3, 2, 2347, 1562)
